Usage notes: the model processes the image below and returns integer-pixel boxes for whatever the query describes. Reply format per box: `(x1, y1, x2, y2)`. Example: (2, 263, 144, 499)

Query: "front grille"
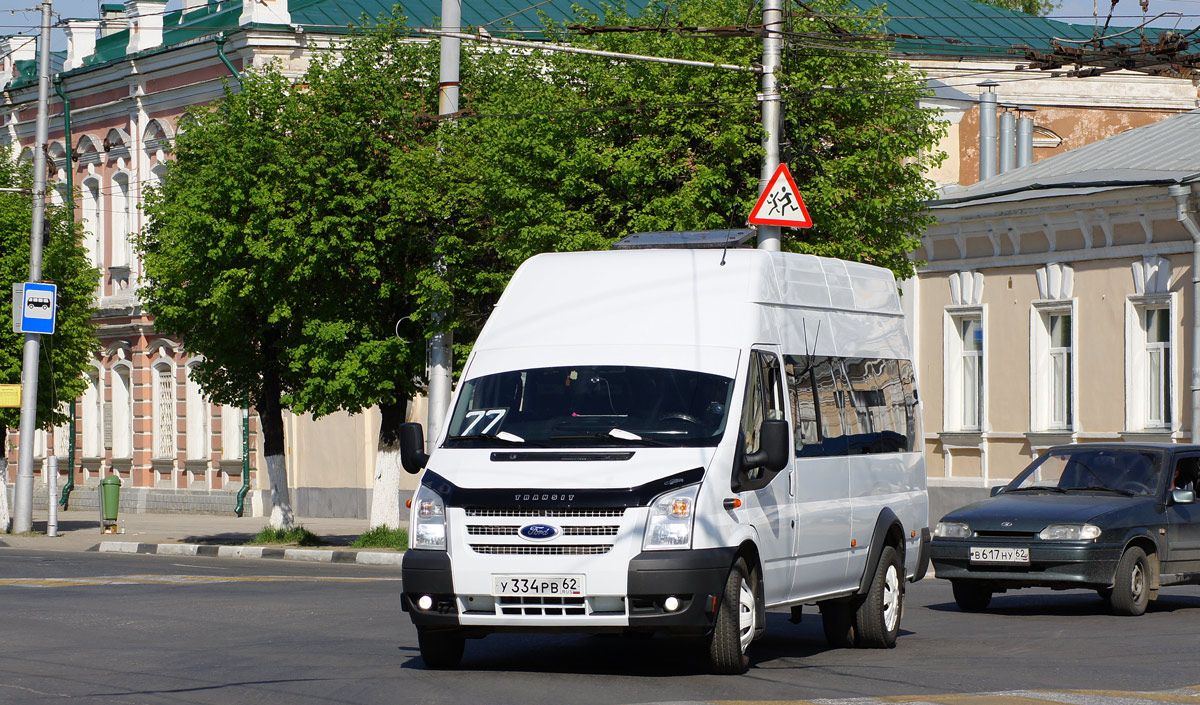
(499, 596, 587, 616)
(974, 530, 1037, 538)
(563, 526, 618, 536)
(465, 508, 626, 518)
(466, 525, 518, 536)
(469, 544, 612, 555)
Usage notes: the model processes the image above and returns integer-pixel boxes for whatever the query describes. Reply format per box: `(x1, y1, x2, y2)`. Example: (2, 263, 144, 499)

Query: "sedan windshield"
(444, 365, 735, 448)
(1007, 447, 1164, 497)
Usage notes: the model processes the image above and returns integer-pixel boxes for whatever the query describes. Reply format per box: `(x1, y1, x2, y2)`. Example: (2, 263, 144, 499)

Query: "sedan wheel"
(1110, 546, 1151, 616)
(951, 580, 992, 612)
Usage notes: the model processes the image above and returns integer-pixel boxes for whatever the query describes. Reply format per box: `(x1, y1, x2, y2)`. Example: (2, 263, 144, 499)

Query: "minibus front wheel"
(707, 558, 757, 674)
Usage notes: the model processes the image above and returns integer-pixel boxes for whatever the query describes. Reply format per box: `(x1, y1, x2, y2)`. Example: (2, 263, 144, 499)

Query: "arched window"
(111, 172, 131, 268)
(81, 367, 102, 457)
(153, 362, 175, 459)
(111, 364, 133, 458)
(185, 362, 209, 459)
(81, 177, 101, 268)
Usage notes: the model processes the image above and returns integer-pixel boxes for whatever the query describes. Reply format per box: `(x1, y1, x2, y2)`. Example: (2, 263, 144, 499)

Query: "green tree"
(974, 0, 1060, 17)
(141, 0, 945, 530)
(138, 71, 311, 529)
(0, 151, 99, 532)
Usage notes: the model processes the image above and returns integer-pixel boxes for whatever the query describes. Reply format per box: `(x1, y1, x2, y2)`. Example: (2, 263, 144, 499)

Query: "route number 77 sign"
(748, 163, 813, 228)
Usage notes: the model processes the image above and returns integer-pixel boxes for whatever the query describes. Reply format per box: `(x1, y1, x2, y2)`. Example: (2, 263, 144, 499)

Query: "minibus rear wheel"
(417, 627, 465, 669)
(854, 545, 902, 648)
(708, 558, 756, 674)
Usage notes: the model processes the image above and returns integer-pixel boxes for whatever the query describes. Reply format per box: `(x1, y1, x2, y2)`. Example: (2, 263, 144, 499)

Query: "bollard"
(99, 475, 121, 534)
(46, 456, 57, 537)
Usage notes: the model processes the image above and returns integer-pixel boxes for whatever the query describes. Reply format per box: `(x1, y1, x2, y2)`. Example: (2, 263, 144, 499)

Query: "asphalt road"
(2, 549, 1198, 705)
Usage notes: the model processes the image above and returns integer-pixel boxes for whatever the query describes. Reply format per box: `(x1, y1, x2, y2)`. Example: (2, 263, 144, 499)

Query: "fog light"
(417, 595, 434, 610)
(663, 596, 680, 612)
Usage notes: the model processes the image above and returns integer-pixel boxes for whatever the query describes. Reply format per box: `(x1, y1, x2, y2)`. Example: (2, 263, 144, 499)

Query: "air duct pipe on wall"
(977, 80, 998, 180)
(1170, 183, 1200, 444)
(998, 108, 1015, 175)
(1016, 107, 1036, 168)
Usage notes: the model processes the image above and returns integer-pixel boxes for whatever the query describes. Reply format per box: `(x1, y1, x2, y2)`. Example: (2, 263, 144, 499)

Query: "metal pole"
(756, 0, 783, 252)
(978, 80, 998, 181)
(53, 75, 76, 510)
(13, 0, 54, 534)
(426, 0, 461, 454)
(46, 455, 57, 537)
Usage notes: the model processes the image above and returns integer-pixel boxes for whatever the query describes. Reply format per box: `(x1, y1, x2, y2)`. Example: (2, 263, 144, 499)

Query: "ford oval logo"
(518, 524, 560, 541)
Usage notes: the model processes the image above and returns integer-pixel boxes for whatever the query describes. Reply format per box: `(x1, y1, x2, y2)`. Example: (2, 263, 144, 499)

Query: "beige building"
(910, 110, 1200, 520)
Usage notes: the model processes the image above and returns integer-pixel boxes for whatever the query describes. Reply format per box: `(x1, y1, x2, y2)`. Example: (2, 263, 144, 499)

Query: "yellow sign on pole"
(0, 384, 20, 408)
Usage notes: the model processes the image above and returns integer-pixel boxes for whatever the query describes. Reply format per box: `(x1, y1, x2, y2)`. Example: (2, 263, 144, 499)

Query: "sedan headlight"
(933, 521, 972, 539)
(1039, 524, 1101, 541)
(643, 484, 699, 551)
(411, 484, 447, 550)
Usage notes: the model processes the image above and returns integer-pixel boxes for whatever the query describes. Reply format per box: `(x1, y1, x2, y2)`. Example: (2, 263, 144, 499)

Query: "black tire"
(417, 628, 465, 669)
(818, 599, 856, 648)
(708, 558, 756, 674)
(1110, 546, 1151, 616)
(951, 580, 992, 612)
(855, 545, 903, 648)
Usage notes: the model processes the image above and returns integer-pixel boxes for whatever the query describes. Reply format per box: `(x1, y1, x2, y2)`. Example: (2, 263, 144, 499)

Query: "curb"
(97, 541, 405, 566)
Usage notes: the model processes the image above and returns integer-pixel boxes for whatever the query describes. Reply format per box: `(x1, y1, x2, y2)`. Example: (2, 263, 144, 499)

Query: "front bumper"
(930, 537, 1123, 589)
(401, 546, 737, 635)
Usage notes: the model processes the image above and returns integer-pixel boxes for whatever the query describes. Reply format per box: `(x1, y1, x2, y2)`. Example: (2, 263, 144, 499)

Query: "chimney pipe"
(998, 107, 1016, 175)
(1016, 106, 1036, 168)
(64, 20, 101, 71)
(978, 80, 998, 180)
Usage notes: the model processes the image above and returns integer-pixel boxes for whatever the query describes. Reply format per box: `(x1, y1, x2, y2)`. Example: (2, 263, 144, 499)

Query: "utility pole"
(757, 0, 783, 252)
(13, 0, 54, 534)
(426, 0, 460, 454)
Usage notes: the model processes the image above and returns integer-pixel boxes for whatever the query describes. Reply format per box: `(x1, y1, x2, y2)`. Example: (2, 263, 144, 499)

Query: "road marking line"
(711, 687, 1200, 705)
(0, 574, 401, 588)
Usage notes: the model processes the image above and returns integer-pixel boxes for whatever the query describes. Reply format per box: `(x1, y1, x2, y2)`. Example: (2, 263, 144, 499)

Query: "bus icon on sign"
(27, 296, 51, 310)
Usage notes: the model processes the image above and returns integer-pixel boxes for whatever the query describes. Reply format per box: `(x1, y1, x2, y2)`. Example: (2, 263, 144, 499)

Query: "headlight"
(933, 521, 972, 538)
(1039, 524, 1101, 541)
(643, 484, 699, 551)
(411, 484, 447, 550)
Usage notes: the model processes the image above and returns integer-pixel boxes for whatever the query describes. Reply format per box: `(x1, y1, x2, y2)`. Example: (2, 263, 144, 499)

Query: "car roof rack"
(611, 228, 756, 250)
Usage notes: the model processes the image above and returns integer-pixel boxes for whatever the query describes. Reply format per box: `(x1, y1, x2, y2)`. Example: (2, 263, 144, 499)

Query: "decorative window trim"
(81, 364, 103, 458)
(944, 305, 986, 433)
(1029, 299, 1077, 433)
(152, 360, 177, 460)
(1125, 293, 1178, 434)
(185, 361, 210, 460)
(110, 362, 134, 459)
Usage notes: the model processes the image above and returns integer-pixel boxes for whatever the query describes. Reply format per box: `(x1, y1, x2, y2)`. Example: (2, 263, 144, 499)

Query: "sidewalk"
(0, 509, 406, 565)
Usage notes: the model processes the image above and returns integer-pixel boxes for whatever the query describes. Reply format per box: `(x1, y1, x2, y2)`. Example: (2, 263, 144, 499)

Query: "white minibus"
(399, 245, 929, 674)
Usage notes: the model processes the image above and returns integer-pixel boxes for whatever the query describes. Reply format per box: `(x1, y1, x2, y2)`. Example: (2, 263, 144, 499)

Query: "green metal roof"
(847, 0, 1114, 57)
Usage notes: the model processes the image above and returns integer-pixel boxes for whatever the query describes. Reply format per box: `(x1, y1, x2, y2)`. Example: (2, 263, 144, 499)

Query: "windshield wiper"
(1005, 486, 1068, 493)
(550, 432, 672, 447)
(445, 432, 543, 447)
(1062, 485, 1136, 497)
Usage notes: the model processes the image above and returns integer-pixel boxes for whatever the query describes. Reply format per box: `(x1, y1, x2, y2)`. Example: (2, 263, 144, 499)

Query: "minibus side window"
(785, 356, 821, 454)
(813, 358, 844, 453)
(899, 360, 919, 451)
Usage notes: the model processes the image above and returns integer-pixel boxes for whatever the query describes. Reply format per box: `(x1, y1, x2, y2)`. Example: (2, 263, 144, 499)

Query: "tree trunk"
(0, 424, 9, 533)
(369, 401, 408, 529)
(257, 374, 294, 530)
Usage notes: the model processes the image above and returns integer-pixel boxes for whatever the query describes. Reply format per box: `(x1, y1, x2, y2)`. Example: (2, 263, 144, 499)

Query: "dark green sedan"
(930, 443, 1200, 616)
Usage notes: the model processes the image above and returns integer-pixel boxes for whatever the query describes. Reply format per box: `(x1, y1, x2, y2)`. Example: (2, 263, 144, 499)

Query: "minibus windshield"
(443, 365, 735, 448)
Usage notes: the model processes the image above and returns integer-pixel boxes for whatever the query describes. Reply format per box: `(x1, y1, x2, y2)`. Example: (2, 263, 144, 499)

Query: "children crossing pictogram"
(748, 163, 813, 228)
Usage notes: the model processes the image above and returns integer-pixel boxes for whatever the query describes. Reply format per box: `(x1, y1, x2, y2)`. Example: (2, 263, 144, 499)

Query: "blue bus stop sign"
(19, 282, 57, 335)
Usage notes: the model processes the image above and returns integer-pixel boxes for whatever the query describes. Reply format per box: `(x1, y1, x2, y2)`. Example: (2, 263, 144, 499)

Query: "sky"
(6, 0, 1200, 52)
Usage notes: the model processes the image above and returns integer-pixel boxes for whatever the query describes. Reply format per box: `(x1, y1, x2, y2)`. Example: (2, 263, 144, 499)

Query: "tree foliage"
(0, 151, 98, 432)
(973, 0, 1060, 17)
(139, 0, 945, 494)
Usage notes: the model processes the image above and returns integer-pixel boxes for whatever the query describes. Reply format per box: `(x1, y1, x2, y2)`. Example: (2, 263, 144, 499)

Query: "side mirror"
(1173, 488, 1196, 505)
(990, 485, 1006, 497)
(743, 419, 789, 475)
(399, 422, 430, 474)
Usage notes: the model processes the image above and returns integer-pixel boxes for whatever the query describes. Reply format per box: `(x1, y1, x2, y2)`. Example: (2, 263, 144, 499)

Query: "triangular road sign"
(748, 163, 813, 228)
